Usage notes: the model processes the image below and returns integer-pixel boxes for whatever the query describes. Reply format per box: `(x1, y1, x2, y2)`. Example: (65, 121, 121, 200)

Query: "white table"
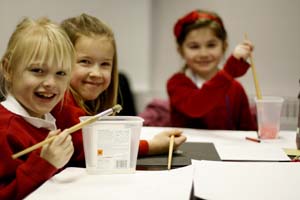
(140, 127, 297, 148)
(26, 127, 298, 200)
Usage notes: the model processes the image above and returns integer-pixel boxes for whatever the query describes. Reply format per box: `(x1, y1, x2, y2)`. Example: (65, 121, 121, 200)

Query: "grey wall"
(1, 0, 299, 113)
(151, 0, 300, 99)
(0, 0, 152, 92)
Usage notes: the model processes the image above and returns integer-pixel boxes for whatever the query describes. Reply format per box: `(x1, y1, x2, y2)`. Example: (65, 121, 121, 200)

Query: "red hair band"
(174, 10, 224, 39)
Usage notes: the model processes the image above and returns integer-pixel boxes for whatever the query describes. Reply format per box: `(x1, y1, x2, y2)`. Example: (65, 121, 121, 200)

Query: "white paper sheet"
(215, 144, 291, 161)
(192, 160, 300, 200)
(25, 165, 193, 200)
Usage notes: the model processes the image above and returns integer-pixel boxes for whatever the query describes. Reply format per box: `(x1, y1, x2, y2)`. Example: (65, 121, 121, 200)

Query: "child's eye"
(56, 71, 67, 76)
(187, 43, 200, 50)
(101, 62, 112, 67)
(30, 68, 43, 74)
(207, 43, 217, 48)
(79, 59, 91, 65)
(190, 45, 199, 50)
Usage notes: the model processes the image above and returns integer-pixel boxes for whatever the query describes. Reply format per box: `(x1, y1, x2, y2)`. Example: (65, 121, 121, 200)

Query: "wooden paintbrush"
(167, 134, 175, 170)
(12, 104, 122, 159)
(244, 33, 262, 100)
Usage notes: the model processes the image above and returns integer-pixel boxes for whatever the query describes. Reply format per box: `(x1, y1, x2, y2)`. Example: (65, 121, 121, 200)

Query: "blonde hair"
(61, 13, 118, 115)
(0, 17, 75, 98)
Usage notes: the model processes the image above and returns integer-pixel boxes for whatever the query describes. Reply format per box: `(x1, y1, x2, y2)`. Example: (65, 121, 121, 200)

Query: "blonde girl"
(0, 17, 75, 200)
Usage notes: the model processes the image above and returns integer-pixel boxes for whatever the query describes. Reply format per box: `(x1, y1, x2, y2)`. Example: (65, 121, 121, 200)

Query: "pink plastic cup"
(255, 96, 284, 139)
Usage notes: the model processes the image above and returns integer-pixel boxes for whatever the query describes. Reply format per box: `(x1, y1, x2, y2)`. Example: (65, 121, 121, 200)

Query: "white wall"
(0, 0, 151, 92)
(151, 0, 300, 100)
(1, 0, 299, 113)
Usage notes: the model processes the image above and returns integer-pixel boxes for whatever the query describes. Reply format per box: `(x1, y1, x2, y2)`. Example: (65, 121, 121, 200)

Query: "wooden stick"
(167, 134, 175, 170)
(244, 33, 262, 139)
(11, 104, 122, 159)
(244, 33, 262, 100)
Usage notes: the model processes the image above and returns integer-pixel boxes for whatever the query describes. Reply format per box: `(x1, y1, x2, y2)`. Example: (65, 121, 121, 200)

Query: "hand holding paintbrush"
(231, 35, 261, 139)
(12, 104, 122, 159)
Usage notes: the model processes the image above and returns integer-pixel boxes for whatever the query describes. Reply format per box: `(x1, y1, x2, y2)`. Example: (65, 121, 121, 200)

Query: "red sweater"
(0, 105, 58, 200)
(167, 55, 257, 131)
(51, 92, 149, 157)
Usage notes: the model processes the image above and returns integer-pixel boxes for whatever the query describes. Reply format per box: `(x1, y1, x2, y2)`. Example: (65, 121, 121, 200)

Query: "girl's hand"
(148, 129, 187, 155)
(233, 40, 254, 61)
(40, 129, 74, 169)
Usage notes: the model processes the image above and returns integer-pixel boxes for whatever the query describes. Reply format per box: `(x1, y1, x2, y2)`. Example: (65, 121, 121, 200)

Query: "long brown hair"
(61, 13, 118, 115)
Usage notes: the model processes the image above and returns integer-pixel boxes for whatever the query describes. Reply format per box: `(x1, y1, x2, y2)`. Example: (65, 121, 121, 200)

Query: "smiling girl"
(167, 9, 257, 130)
(52, 13, 186, 159)
(0, 17, 75, 200)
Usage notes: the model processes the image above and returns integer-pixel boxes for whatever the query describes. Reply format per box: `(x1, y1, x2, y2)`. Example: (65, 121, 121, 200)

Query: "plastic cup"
(79, 116, 144, 174)
(255, 96, 284, 139)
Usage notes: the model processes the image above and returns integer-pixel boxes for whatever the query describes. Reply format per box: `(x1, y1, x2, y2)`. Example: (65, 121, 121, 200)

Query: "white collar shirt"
(1, 94, 57, 131)
(184, 68, 206, 89)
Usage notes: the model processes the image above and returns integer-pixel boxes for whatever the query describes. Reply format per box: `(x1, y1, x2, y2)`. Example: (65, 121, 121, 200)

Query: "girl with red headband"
(167, 9, 257, 130)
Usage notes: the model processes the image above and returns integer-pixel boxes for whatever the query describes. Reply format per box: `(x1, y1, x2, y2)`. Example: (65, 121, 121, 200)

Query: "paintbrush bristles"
(112, 104, 122, 114)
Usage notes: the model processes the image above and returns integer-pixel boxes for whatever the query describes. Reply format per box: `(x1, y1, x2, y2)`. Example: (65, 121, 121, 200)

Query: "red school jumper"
(0, 106, 58, 200)
(167, 55, 257, 130)
(51, 92, 149, 157)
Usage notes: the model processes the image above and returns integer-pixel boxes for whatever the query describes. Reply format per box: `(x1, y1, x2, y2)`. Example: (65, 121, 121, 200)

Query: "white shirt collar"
(1, 94, 57, 130)
(185, 68, 206, 88)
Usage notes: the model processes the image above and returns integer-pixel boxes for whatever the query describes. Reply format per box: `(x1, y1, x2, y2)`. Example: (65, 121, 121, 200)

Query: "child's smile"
(72, 35, 114, 101)
(180, 27, 225, 80)
(11, 64, 69, 118)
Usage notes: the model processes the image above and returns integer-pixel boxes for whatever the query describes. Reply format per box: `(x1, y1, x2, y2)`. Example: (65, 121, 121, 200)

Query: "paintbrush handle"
(11, 106, 119, 159)
(167, 134, 175, 170)
(12, 136, 56, 159)
(64, 107, 114, 134)
(249, 56, 262, 99)
(12, 115, 101, 159)
(65, 107, 116, 134)
(244, 33, 262, 100)
(64, 115, 99, 134)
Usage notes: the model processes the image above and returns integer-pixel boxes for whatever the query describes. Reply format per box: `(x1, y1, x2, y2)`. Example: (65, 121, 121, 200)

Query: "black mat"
(136, 142, 221, 170)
